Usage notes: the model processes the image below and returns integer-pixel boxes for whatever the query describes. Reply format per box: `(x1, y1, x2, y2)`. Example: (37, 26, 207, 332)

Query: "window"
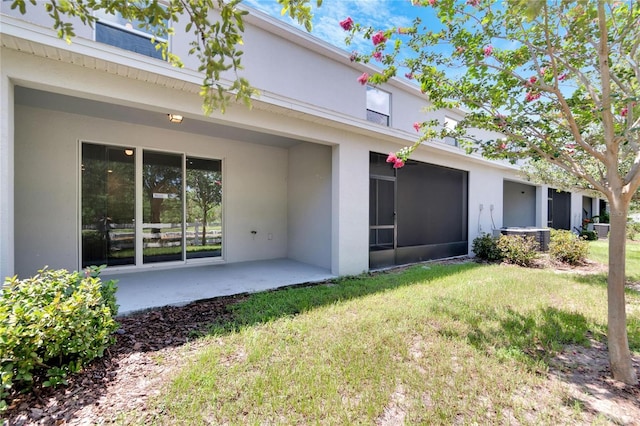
(94, 5, 168, 59)
(366, 86, 390, 126)
(443, 116, 459, 147)
(81, 142, 223, 269)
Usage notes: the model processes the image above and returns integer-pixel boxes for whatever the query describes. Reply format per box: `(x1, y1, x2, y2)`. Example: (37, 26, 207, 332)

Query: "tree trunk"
(607, 201, 638, 385)
(201, 208, 208, 246)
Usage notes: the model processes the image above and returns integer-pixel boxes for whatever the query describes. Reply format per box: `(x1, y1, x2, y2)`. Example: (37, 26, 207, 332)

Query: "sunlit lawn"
(588, 239, 640, 282)
(117, 256, 640, 425)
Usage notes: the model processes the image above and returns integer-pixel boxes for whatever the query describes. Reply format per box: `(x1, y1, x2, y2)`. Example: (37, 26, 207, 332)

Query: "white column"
(331, 143, 369, 276)
(0, 69, 15, 279)
(570, 192, 583, 231)
(536, 185, 547, 228)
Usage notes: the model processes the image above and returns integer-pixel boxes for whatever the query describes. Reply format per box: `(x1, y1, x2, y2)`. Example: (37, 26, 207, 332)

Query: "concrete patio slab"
(109, 259, 336, 315)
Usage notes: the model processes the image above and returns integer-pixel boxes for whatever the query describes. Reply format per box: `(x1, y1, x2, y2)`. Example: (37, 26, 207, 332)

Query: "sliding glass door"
(81, 143, 222, 269)
(186, 157, 223, 259)
(81, 143, 136, 267)
(142, 151, 183, 263)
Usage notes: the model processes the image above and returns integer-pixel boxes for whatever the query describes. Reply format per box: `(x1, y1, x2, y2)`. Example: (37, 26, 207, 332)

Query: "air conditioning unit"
(498, 227, 550, 252)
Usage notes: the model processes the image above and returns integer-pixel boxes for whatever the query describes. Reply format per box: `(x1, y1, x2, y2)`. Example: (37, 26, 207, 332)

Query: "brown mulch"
(2, 259, 640, 425)
(2, 293, 249, 425)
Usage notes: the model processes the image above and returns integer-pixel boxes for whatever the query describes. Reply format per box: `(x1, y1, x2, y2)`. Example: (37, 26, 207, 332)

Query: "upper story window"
(366, 86, 390, 126)
(94, 4, 168, 60)
(443, 116, 459, 147)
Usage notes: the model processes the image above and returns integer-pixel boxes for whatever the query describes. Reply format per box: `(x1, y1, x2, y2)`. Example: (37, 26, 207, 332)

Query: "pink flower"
(621, 107, 629, 117)
(349, 51, 359, 62)
(405, 72, 413, 79)
(498, 142, 506, 150)
(357, 73, 369, 85)
(428, 0, 437, 5)
(372, 31, 387, 46)
(565, 143, 575, 155)
(393, 158, 405, 168)
(372, 51, 383, 61)
(466, 0, 480, 6)
(525, 92, 541, 102)
(558, 73, 568, 81)
(340, 17, 353, 31)
(483, 45, 493, 57)
(413, 122, 421, 132)
(528, 76, 537, 85)
(456, 46, 465, 54)
(386, 152, 398, 164)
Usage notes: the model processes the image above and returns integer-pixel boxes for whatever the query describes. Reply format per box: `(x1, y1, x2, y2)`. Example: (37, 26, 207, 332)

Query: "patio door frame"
(79, 140, 224, 271)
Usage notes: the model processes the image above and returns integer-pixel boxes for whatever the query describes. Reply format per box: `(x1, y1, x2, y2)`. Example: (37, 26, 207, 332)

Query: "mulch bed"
(3, 293, 248, 425)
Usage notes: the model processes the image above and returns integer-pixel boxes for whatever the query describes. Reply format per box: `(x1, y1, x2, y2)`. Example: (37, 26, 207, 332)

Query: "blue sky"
(243, 0, 437, 55)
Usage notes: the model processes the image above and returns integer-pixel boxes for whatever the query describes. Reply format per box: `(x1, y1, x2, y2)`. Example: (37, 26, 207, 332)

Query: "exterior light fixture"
(168, 113, 183, 123)
(124, 149, 134, 156)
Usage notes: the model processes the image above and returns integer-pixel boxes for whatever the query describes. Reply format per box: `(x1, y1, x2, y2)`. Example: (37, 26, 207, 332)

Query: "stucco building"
(0, 4, 600, 310)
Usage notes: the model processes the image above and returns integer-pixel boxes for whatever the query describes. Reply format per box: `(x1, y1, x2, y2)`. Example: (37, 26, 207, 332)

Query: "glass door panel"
(81, 143, 136, 267)
(143, 151, 183, 263)
(186, 157, 222, 259)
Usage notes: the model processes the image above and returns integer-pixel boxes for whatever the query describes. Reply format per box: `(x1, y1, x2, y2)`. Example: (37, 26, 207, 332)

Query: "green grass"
(123, 262, 640, 425)
(589, 239, 640, 282)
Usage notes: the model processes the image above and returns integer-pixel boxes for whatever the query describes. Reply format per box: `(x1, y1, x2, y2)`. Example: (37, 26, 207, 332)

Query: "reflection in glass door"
(143, 151, 183, 263)
(82, 143, 224, 269)
(81, 143, 136, 267)
(186, 157, 223, 259)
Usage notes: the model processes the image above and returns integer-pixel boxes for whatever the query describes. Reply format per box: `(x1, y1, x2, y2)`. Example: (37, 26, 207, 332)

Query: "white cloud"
(242, 0, 418, 54)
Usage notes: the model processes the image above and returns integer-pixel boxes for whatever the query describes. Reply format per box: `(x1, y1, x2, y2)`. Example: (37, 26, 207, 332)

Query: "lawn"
(588, 239, 640, 282)
(119, 248, 640, 425)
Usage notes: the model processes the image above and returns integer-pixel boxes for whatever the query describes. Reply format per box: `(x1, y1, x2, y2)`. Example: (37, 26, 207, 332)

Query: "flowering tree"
(10, 0, 320, 113)
(340, 0, 640, 384)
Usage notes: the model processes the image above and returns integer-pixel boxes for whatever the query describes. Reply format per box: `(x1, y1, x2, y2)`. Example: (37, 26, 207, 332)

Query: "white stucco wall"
(14, 104, 290, 277)
(503, 180, 537, 227)
(287, 142, 332, 269)
(0, 3, 93, 39)
(332, 142, 369, 276)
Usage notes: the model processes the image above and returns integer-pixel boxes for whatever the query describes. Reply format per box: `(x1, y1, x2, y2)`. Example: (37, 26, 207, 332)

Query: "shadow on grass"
(431, 291, 640, 362)
(571, 275, 640, 351)
(431, 298, 596, 369)
(206, 261, 481, 336)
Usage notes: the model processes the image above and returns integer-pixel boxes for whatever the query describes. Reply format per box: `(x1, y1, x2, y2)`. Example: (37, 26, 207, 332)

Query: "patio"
(109, 259, 335, 315)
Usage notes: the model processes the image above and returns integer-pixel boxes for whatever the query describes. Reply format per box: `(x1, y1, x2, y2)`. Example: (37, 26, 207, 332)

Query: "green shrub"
(627, 221, 640, 241)
(496, 234, 539, 267)
(472, 233, 503, 262)
(0, 266, 118, 410)
(579, 230, 598, 241)
(549, 229, 589, 265)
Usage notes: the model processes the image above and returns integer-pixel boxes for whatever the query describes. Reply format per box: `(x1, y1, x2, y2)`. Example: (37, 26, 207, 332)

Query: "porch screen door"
(369, 176, 396, 268)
